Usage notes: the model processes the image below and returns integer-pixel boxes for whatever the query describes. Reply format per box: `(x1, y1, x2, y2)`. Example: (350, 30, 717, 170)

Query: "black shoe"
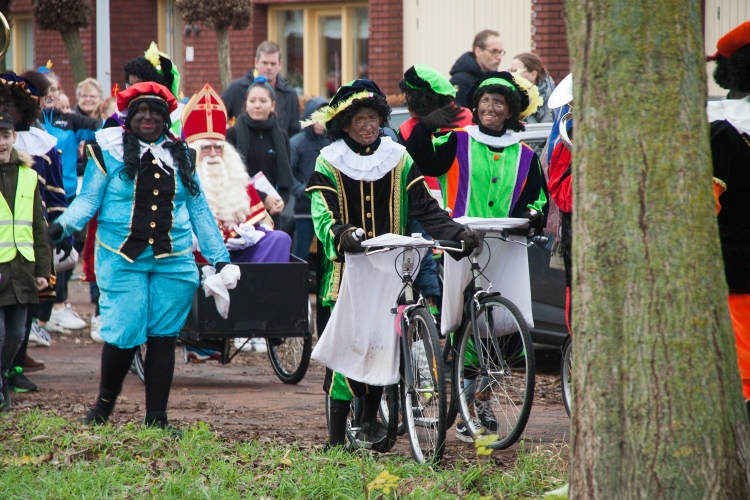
(357, 419, 388, 445)
(144, 412, 183, 438)
(8, 367, 38, 393)
(79, 408, 109, 426)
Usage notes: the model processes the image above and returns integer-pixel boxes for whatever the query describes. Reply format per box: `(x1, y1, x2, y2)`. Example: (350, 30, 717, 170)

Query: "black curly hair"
(325, 95, 391, 141)
(713, 55, 732, 90)
(0, 81, 41, 130)
(471, 84, 525, 132)
(398, 79, 453, 118)
(120, 100, 200, 196)
(123, 57, 167, 88)
(728, 44, 750, 93)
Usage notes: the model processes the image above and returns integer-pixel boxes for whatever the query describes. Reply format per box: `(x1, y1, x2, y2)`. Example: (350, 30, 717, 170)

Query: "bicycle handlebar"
(360, 239, 464, 256)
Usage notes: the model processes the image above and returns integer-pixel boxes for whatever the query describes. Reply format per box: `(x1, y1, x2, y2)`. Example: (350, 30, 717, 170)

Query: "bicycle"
(444, 223, 540, 450)
(561, 334, 572, 417)
(323, 235, 463, 463)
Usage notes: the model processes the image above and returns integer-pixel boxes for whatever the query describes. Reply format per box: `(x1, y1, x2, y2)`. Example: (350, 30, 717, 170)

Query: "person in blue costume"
(46, 82, 231, 432)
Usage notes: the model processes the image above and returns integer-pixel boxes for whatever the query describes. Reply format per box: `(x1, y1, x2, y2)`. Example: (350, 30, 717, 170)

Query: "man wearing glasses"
(450, 29, 505, 107)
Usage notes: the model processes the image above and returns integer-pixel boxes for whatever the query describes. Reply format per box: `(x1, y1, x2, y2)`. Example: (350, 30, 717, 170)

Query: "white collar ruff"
(464, 125, 519, 148)
(321, 137, 406, 181)
(15, 128, 58, 157)
(95, 127, 175, 173)
(707, 97, 750, 137)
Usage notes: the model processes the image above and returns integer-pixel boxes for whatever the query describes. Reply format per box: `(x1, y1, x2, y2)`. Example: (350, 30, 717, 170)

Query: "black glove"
(45, 222, 63, 246)
(339, 229, 362, 253)
(522, 209, 544, 236)
(56, 238, 72, 262)
(458, 227, 481, 253)
(421, 104, 464, 131)
(215, 262, 229, 273)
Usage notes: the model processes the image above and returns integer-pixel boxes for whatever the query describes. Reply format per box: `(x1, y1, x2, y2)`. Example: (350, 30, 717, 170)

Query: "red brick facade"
(367, 0, 402, 96)
(531, 0, 569, 83)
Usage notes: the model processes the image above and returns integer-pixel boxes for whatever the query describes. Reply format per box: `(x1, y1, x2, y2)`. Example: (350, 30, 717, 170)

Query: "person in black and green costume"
(304, 79, 480, 448)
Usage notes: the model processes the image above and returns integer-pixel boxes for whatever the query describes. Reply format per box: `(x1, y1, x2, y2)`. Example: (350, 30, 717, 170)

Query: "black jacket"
(449, 52, 483, 108)
(290, 97, 330, 216)
(221, 71, 302, 138)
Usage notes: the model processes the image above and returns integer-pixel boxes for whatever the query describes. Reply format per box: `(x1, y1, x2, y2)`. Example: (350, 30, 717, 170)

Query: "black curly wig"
(120, 100, 200, 196)
(713, 55, 732, 90)
(398, 79, 453, 118)
(471, 84, 525, 132)
(0, 81, 41, 130)
(728, 44, 750, 93)
(325, 95, 391, 141)
(123, 57, 167, 88)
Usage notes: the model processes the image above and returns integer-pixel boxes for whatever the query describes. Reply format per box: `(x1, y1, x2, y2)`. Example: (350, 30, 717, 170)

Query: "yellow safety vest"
(0, 165, 38, 262)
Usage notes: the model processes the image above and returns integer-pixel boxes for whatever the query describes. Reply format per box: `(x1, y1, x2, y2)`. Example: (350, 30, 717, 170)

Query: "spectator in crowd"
(74, 78, 104, 119)
(510, 53, 556, 123)
(0, 110, 52, 412)
(2, 72, 66, 393)
(290, 97, 329, 261)
(226, 76, 294, 230)
(57, 93, 72, 113)
(100, 97, 116, 119)
(450, 30, 505, 107)
(222, 41, 302, 138)
(37, 72, 102, 334)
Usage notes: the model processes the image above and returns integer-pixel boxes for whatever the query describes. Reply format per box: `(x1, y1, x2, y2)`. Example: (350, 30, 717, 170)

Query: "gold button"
(153, 189, 159, 196)
(148, 238, 154, 244)
(150, 222, 156, 228)
(365, 195, 371, 201)
(367, 231, 373, 237)
(366, 213, 371, 219)
(151, 205, 157, 211)
(152, 159, 158, 164)
(150, 143, 156, 147)
(154, 173, 160, 179)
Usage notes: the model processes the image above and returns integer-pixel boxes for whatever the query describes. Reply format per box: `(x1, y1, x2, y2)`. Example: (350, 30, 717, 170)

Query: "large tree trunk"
(60, 28, 87, 85)
(217, 27, 232, 91)
(566, 0, 750, 498)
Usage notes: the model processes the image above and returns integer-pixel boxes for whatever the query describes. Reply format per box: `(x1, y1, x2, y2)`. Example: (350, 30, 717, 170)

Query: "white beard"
(191, 140, 253, 229)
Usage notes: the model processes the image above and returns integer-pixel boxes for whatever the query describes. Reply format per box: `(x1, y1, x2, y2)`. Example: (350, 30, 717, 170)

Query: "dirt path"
(13, 278, 570, 463)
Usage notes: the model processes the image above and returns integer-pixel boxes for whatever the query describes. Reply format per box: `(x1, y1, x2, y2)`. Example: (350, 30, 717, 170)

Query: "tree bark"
(217, 27, 232, 91)
(566, 0, 750, 498)
(60, 28, 87, 86)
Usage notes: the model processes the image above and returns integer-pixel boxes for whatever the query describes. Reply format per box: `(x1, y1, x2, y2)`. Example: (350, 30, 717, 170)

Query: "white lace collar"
(707, 97, 750, 136)
(320, 137, 406, 181)
(464, 125, 519, 148)
(15, 128, 58, 157)
(95, 127, 175, 172)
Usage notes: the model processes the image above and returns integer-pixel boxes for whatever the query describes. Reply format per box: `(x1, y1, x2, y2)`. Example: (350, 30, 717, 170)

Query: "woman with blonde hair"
(74, 77, 104, 118)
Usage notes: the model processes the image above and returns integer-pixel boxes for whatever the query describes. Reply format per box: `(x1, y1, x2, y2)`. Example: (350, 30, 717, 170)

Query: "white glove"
(226, 223, 265, 251)
(201, 264, 242, 319)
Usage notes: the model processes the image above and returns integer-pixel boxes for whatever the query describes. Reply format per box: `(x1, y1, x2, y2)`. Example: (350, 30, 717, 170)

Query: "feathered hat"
(144, 42, 181, 99)
(465, 71, 543, 119)
(301, 79, 385, 128)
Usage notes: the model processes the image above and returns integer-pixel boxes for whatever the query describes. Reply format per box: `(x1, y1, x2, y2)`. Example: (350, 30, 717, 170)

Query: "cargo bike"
(132, 257, 315, 385)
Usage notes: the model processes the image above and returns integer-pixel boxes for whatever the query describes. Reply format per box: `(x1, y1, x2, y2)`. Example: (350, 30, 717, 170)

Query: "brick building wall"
(108, 0, 158, 92)
(179, 2, 267, 96)
(368, 0, 402, 96)
(531, 0, 569, 83)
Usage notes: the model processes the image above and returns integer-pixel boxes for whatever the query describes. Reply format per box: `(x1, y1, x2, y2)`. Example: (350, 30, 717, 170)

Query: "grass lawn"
(0, 410, 567, 499)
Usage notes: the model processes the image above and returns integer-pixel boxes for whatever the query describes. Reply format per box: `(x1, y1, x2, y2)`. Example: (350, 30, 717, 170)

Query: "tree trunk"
(566, 0, 750, 498)
(217, 27, 232, 91)
(60, 28, 87, 86)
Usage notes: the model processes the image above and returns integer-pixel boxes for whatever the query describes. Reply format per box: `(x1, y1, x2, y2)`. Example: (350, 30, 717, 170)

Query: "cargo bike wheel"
(268, 299, 314, 384)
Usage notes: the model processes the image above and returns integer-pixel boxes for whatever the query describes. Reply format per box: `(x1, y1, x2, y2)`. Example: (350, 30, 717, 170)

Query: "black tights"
(93, 336, 176, 421)
(328, 386, 384, 446)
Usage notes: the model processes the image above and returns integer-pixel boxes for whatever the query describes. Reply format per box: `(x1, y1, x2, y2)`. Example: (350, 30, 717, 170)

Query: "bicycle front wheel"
(454, 295, 535, 450)
(401, 307, 447, 463)
(561, 335, 572, 417)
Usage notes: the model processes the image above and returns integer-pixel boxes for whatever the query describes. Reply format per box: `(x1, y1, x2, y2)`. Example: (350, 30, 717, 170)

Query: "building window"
(6, 17, 34, 73)
(269, 3, 369, 97)
(278, 9, 304, 94)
